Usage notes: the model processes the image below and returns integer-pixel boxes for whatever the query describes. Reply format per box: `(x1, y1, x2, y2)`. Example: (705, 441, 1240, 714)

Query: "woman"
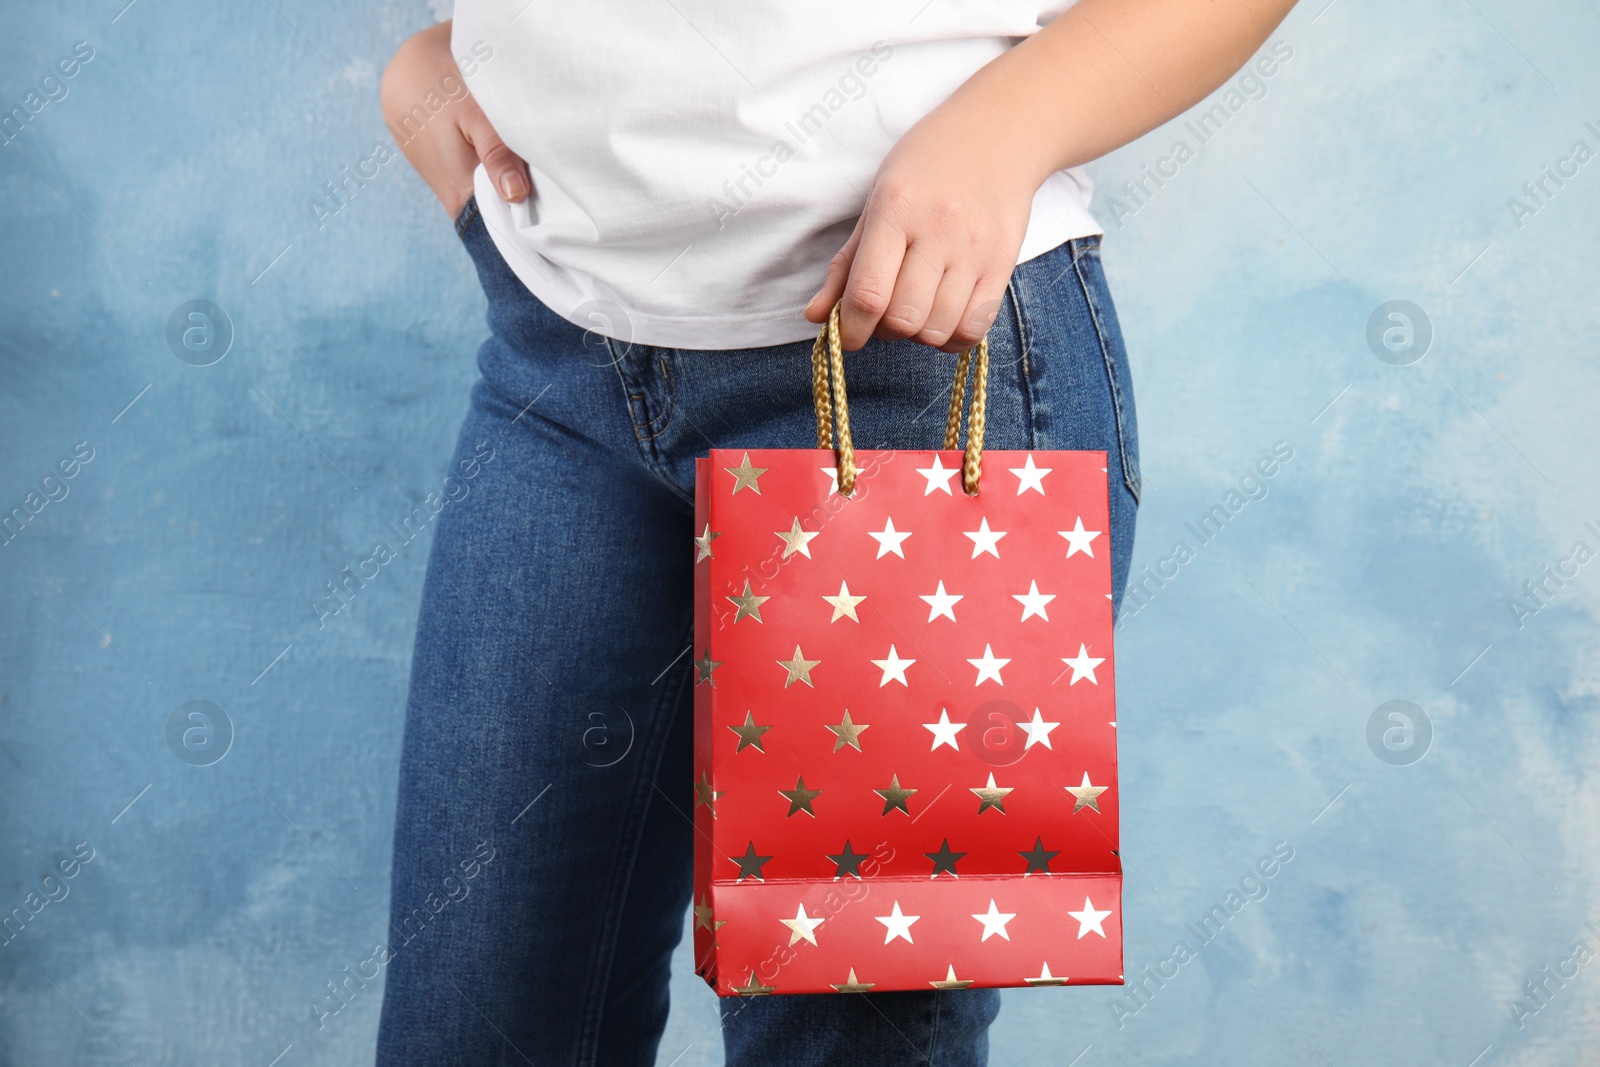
(375, 2, 1294, 1064)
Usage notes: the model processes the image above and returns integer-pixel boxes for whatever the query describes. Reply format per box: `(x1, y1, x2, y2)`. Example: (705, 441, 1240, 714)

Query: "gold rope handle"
(812, 301, 989, 496)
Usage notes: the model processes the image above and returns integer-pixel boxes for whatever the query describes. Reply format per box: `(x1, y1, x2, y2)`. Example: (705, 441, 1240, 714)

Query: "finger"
(805, 219, 863, 323)
(461, 110, 531, 202)
(942, 275, 1009, 354)
(875, 242, 945, 342)
(837, 207, 908, 351)
(916, 263, 978, 349)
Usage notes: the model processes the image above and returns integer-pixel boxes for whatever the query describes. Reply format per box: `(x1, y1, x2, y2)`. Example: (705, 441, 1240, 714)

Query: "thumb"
(461, 109, 531, 203)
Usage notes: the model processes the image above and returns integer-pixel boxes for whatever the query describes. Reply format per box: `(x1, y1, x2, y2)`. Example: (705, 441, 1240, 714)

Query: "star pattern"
(692, 447, 1120, 994)
(923, 708, 966, 751)
(726, 579, 770, 624)
(971, 773, 1014, 815)
(728, 710, 772, 752)
(1061, 644, 1105, 685)
(724, 452, 769, 494)
(1058, 517, 1100, 559)
(822, 580, 866, 622)
(874, 773, 916, 816)
(920, 580, 963, 622)
(1068, 897, 1113, 939)
(694, 524, 721, 562)
(777, 645, 821, 688)
(963, 517, 1007, 558)
(1013, 580, 1055, 622)
(825, 710, 870, 752)
(778, 775, 822, 817)
(775, 517, 820, 559)
(1065, 772, 1108, 814)
(924, 838, 966, 877)
(871, 645, 914, 687)
(972, 899, 1016, 941)
(826, 840, 870, 879)
(1010, 454, 1051, 494)
(876, 902, 920, 943)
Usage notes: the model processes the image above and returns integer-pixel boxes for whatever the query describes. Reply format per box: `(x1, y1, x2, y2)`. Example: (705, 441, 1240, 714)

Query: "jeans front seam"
(1005, 274, 1041, 453)
(575, 611, 695, 1065)
(1069, 244, 1142, 505)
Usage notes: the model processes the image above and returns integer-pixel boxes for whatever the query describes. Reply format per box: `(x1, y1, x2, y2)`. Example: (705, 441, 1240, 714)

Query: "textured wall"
(2, 1, 1597, 1064)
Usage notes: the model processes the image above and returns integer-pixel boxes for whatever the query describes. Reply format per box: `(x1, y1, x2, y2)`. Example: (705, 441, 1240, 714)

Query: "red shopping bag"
(691, 307, 1121, 996)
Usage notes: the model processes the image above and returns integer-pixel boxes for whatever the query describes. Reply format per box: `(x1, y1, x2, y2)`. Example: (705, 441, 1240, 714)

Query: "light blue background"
(3, 1, 1597, 1064)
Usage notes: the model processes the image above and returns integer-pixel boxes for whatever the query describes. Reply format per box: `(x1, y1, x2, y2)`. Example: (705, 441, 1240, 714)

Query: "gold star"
(724, 452, 769, 494)
(730, 842, 772, 881)
(731, 971, 776, 995)
(725, 579, 771, 624)
(1066, 772, 1108, 813)
(778, 902, 825, 946)
(692, 893, 727, 934)
(822, 580, 866, 622)
(824, 710, 870, 752)
(831, 967, 876, 992)
(693, 770, 723, 816)
(776, 645, 820, 688)
(693, 524, 721, 562)
(775, 517, 820, 559)
(778, 775, 822, 817)
(971, 772, 1013, 815)
(693, 647, 722, 687)
(728, 711, 772, 752)
(874, 773, 916, 816)
(1025, 963, 1068, 986)
(930, 964, 975, 990)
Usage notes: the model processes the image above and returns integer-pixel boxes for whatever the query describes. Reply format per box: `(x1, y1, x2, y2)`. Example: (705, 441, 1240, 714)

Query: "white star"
(916, 454, 959, 495)
(963, 517, 1007, 558)
(920, 580, 963, 622)
(1068, 897, 1112, 939)
(972, 899, 1017, 942)
(1061, 644, 1104, 685)
(967, 644, 1010, 686)
(869, 517, 912, 559)
(875, 901, 920, 944)
(1058, 517, 1101, 559)
(822, 580, 866, 623)
(780, 902, 825, 946)
(1018, 708, 1060, 750)
(923, 709, 966, 751)
(1013, 580, 1055, 622)
(871, 645, 915, 687)
(1010, 454, 1051, 494)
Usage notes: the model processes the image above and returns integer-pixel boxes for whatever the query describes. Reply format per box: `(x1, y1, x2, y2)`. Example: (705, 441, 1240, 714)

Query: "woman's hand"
(380, 21, 530, 219)
(803, 99, 1042, 354)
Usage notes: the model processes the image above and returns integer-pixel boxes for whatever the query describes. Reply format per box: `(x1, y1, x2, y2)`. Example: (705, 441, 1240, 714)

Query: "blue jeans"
(375, 197, 1140, 1067)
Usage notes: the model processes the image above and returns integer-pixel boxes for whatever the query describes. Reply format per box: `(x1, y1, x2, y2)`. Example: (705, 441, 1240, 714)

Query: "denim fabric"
(375, 196, 1139, 1067)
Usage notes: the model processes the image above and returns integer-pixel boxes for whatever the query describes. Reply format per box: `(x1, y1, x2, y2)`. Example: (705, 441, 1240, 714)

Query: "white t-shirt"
(450, 2, 1100, 349)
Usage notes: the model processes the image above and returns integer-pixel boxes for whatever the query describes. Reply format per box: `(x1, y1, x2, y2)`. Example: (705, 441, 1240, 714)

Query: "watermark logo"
(166, 700, 234, 767)
(1366, 699, 1431, 766)
(1365, 300, 1431, 366)
(166, 300, 233, 366)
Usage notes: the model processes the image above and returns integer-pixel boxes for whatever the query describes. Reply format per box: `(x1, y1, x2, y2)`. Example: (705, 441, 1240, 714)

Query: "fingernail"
(499, 172, 528, 201)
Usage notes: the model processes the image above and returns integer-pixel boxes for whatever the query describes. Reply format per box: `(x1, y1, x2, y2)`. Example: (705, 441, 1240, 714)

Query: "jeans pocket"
(1068, 239, 1141, 507)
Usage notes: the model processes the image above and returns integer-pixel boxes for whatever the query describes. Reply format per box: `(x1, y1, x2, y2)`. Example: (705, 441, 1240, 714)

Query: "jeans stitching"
(1006, 274, 1040, 453)
(454, 195, 480, 237)
(609, 349, 695, 507)
(575, 612, 695, 1064)
(1069, 243, 1142, 505)
(928, 990, 944, 1066)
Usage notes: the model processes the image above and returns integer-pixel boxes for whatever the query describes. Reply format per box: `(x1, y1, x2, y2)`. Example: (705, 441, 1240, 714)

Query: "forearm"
(943, 0, 1299, 188)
